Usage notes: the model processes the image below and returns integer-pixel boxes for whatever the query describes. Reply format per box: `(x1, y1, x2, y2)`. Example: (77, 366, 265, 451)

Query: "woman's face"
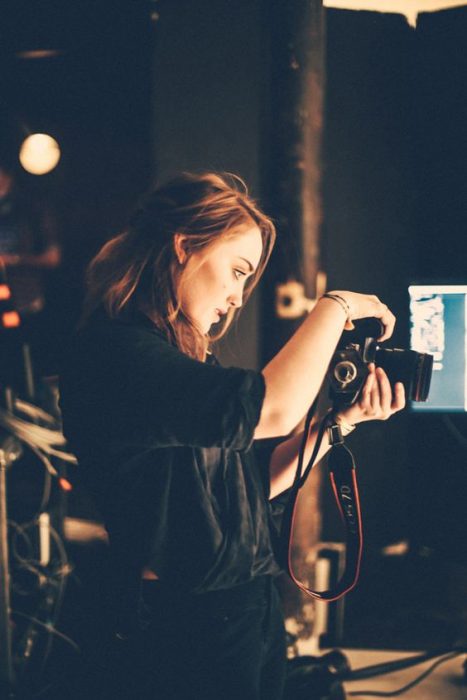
(177, 225, 263, 334)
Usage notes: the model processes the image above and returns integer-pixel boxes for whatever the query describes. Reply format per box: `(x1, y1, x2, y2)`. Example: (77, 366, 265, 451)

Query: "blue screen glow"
(409, 285, 467, 412)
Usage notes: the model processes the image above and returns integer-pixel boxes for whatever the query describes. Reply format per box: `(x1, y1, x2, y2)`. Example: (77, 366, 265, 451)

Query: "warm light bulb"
(19, 133, 61, 175)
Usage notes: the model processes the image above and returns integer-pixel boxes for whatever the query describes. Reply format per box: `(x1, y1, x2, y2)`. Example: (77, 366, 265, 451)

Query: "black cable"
(11, 610, 80, 655)
(37, 524, 71, 675)
(10, 517, 73, 685)
(347, 651, 461, 697)
(343, 645, 463, 680)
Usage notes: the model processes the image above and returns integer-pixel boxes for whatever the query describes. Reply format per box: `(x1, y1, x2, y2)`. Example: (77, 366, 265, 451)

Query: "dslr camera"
(328, 318, 433, 408)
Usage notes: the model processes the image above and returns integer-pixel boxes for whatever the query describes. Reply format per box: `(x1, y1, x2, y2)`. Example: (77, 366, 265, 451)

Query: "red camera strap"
(278, 413, 364, 602)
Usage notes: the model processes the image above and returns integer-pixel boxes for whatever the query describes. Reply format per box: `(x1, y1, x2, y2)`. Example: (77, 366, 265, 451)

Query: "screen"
(409, 284, 467, 412)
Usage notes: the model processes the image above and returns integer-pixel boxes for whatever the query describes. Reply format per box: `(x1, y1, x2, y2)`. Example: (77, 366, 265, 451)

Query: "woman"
(59, 172, 405, 700)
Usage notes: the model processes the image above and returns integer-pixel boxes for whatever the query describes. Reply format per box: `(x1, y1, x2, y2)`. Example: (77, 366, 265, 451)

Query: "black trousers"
(90, 575, 286, 700)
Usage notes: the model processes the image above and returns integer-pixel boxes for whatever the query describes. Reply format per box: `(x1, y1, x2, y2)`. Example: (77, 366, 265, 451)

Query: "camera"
(328, 318, 433, 408)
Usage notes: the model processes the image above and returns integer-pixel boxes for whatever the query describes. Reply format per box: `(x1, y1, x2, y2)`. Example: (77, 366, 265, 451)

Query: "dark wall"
(151, 0, 266, 369)
(0, 1, 155, 346)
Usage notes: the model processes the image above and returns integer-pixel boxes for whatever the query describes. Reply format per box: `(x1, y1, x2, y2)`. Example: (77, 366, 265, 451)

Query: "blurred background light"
(19, 133, 61, 175)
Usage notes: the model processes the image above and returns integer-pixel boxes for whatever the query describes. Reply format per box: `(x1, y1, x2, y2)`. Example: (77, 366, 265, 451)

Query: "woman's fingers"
(392, 381, 406, 412)
(369, 369, 405, 418)
(365, 297, 396, 341)
(368, 370, 381, 416)
(374, 366, 392, 416)
(359, 364, 376, 415)
(364, 366, 388, 417)
(328, 291, 396, 341)
(340, 366, 406, 426)
(375, 304, 396, 342)
(355, 366, 405, 421)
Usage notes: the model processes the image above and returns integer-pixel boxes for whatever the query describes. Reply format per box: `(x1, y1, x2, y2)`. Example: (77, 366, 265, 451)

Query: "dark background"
(1, 0, 466, 662)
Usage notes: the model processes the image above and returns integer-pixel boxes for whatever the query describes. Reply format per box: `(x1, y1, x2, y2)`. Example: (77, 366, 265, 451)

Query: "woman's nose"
(227, 289, 243, 308)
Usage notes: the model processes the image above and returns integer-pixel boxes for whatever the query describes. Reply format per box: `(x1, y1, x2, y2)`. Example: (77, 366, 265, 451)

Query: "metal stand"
(0, 435, 19, 698)
(0, 383, 25, 698)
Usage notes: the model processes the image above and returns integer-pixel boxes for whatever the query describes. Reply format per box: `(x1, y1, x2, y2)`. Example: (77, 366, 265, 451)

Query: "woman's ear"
(173, 233, 188, 264)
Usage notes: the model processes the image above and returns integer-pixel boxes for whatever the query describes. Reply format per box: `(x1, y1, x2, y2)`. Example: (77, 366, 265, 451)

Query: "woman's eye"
(234, 269, 247, 280)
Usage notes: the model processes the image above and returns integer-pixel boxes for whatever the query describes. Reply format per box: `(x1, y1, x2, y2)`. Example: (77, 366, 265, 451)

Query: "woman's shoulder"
(79, 308, 168, 345)
(61, 310, 171, 375)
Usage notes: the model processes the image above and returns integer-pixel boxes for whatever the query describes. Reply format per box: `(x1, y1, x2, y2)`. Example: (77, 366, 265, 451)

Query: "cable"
(1, 397, 77, 521)
(10, 517, 75, 685)
(14, 398, 58, 426)
(9, 519, 46, 598)
(10, 445, 54, 519)
(10, 519, 71, 601)
(11, 610, 80, 655)
(47, 446, 77, 464)
(2, 397, 78, 688)
(0, 408, 77, 464)
(0, 409, 66, 446)
(347, 651, 461, 697)
(28, 443, 58, 477)
(10, 518, 71, 588)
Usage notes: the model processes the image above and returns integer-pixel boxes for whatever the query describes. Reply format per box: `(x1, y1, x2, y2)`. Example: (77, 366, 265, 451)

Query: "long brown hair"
(82, 172, 276, 360)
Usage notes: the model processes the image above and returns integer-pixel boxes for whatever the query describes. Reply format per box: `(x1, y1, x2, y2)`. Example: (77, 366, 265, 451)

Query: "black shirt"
(59, 311, 280, 596)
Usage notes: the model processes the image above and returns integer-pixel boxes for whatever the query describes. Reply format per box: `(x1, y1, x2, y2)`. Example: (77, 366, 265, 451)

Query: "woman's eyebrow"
(238, 256, 255, 272)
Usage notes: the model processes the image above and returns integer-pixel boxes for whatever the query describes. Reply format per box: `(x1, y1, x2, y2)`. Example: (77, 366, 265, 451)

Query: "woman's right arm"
(254, 292, 396, 439)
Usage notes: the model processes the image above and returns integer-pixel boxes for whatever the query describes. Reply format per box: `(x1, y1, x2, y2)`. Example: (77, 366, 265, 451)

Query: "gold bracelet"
(321, 293, 351, 322)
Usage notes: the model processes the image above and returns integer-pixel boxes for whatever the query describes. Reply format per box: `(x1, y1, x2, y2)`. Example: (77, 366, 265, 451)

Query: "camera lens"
(375, 348, 433, 402)
(334, 361, 358, 387)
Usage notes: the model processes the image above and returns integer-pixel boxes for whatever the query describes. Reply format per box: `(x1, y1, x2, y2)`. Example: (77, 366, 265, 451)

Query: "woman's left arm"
(269, 364, 405, 500)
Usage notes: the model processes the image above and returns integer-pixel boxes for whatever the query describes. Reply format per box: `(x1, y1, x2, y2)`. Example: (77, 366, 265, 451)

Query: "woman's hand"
(326, 291, 396, 341)
(257, 290, 397, 439)
(337, 363, 406, 426)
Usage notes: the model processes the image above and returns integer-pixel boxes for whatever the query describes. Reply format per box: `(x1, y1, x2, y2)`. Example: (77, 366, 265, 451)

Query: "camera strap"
(278, 409, 363, 601)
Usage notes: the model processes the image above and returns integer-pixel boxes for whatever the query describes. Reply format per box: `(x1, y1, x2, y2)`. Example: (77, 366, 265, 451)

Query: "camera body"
(328, 319, 433, 409)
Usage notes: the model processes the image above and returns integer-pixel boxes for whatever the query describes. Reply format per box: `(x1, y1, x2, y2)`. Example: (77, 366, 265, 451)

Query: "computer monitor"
(409, 284, 467, 412)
